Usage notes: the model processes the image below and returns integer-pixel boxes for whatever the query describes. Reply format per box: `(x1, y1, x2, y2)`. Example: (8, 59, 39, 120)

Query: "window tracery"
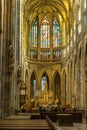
(53, 17, 61, 48)
(40, 16, 50, 48)
(30, 18, 37, 48)
(30, 16, 62, 61)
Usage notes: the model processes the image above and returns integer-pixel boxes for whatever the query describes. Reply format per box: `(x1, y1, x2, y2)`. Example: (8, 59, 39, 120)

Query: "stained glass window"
(53, 17, 61, 48)
(30, 18, 37, 48)
(30, 50, 37, 59)
(34, 79, 36, 99)
(53, 50, 61, 58)
(40, 17, 50, 48)
(40, 51, 50, 61)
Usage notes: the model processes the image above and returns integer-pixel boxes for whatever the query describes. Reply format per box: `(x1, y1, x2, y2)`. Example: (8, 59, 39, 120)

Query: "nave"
(0, 0, 87, 126)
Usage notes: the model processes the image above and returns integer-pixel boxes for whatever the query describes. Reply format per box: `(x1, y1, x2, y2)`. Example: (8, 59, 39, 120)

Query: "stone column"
(61, 68, 66, 104)
(68, 64, 71, 105)
(66, 65, 70, 104)
(80, 36, 87, 109)
(38, 16, 40, 61)
(76, 48, 81, 108)
(71, 61, 73, 99)
(0, 0, 2, 119)
(1, 0, 13, 118)
(66, 70, 69, 104)
(50, 24, 53, 60)
(85, 40, 87, 108)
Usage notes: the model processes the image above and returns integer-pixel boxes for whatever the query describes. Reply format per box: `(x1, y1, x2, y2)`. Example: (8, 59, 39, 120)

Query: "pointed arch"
(40, 71, 49, 92)
(30, 71, 37, 100)
(30, 71, 37, 80)
(30, 17, 38, 48)
(53, 71, 61, 103)
(25, 70, 29, 85)
(40, 16, 50, 48)
(53, 17, 62, 48)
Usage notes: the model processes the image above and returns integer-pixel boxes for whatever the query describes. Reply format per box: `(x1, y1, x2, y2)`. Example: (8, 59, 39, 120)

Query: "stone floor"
(53, 123, 87, 130)
(53, 117, 87, 130)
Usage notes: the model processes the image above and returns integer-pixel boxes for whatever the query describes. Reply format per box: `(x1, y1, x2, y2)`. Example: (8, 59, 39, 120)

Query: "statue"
(72, 95, 76, 109)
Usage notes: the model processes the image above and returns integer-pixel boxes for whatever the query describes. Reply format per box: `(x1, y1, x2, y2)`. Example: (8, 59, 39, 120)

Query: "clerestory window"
(30, 16, 62, 60)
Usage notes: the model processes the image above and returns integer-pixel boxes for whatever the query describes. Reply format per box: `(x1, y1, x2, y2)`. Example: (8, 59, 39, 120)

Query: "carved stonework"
(8, 45, 14, 72)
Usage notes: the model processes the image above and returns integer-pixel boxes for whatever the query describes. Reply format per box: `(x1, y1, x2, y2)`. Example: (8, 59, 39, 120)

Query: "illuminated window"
(53, 50, 61, 58)
(30, 50, 37, 59)
(30, 16, 63, 61)
(40, 51, 50, 60)
(53, 17, 61, 47)
(40, 17, 50, 48)
(34, 80, 36, 99)
(30, 18, 37, 48)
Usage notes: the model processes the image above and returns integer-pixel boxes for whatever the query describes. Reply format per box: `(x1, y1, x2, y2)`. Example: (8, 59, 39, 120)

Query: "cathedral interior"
(0, 0, 87, 120)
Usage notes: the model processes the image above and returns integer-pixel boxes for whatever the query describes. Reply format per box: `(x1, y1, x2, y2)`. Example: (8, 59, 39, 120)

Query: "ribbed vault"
(24, 0, 70, 23)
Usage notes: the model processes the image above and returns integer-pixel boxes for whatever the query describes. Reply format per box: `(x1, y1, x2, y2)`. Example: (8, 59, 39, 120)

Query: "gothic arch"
(53, 71, 61, 103)
(30, 71, 37, 80)
(25, 70, 28, 80)
(40, 71, 49, 92)
(30, 71, 37, 100)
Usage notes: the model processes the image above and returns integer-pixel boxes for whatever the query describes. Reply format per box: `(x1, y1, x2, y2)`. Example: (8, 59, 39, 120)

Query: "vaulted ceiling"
(24, 0, 70, 23)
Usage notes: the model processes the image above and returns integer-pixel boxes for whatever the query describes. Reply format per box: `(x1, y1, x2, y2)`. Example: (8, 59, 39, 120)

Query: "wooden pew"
(46, 115, 55, 130)
(57, 113, 73, 126)
(0, 119, 51, 130)
(30, 113, 40, 119)
(57, 111, 83, 123)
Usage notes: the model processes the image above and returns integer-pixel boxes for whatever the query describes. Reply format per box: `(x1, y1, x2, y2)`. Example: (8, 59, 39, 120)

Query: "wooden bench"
(0, 126, 51, 130)
(40, 112, 57, 121)
(30, 113, 40, 119)
(57, 113, 73, 126)
(46, 116, 55, 130)
(0, 119, 51, 130)
(40, 111, 83, 123)
(57, 111, 82, 123)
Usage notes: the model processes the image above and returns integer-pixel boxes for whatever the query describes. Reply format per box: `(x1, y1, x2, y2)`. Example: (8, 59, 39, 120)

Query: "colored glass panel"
(40, 17, 50, 48)
(53, 17, 61, 48)
(30, 19, 37, 48)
